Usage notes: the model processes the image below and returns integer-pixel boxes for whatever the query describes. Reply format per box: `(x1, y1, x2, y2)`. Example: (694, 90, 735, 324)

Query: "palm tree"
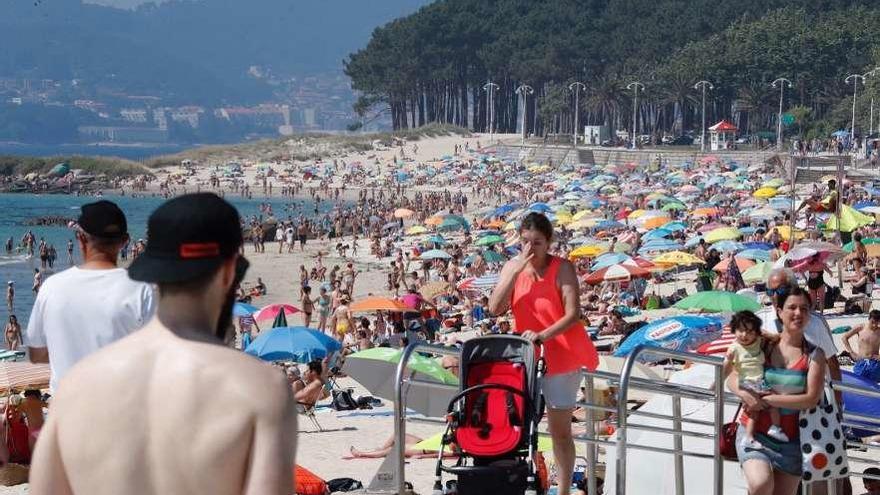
(735, 82, 774, 134)
(583, 74, 626, 129)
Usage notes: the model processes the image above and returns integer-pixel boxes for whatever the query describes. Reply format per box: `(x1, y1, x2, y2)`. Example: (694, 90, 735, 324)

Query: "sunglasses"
(765, 287, 790, 297)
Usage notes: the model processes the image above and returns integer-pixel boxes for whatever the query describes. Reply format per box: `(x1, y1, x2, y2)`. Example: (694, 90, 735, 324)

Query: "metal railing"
(392, 341, 880, 495)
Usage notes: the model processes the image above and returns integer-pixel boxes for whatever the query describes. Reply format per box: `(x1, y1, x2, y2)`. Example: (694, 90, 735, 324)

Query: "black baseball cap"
(77, 200, 128, 239)
(128, 193, 244, 284)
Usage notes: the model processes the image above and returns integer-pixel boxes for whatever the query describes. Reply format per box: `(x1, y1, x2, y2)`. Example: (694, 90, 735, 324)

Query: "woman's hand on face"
(512, 242, 535, 274)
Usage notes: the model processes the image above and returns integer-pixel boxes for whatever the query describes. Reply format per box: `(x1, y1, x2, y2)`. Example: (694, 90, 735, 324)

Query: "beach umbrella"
(705, 227, 741, 243)
(406, 225, 428, 235)
(753, 187, 778, 199)
(642, 228, 672, 241)
(596, 219, 624, 230)
(824, 204, 875, 233)
(350, 297, 410, 312)
(696, 330, 736, 356)
(481, 250, 505, 263)
(748, 207, 780, 220)
(570, 245, 607, 259)
(613, 315, 723, 362)
(458, 273, 501, 292)
(529, 202, 553, 213)
(474, 234, 505, 246)
(425, 234, 447, 246)
(271, 308, 288, 328)
(661, 202, 687, 212)
(642, 216, 672, 230)
(691, 207, 720, 217)
(764, 226, 803, 241)
(233, 302, 259, 317)
(762, 178, 785, 188)
(673, 291, 761, 312)
(420, 249, 452, 260)
(742, 262, 773, 284)
(590, 252, 632, 270)
(637, 239, 682, 253)
(652, 251, 704, 266)
(343, 347, 458, 417)
(712, 240, 745, 253)
(394, 208, 415, 219)
(438, 217, 469, 232)
(245, 326, 341, 363)
(424, 216, 444, 226)
(843, 237, 880, 252)
(661, 221, 687, 232)
(712, 256, 755, 273)
(254, 303, 301, 322)
(583, 264, 652, 285)
(0, 362, 50, 393)
(420, 281, 450, 300)
(736, 248, 771, 262)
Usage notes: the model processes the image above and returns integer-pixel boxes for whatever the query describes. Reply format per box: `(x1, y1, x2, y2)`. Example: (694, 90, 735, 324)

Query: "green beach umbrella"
(481, 250, 505, 263)
(843, 237, 880, 252)
(705, 227, 741, 244)
(673, 291, 761, 312)
(662, 202, 687, 212)
(824, 204, 875, 233)
(343, 347, 458, 417)
(475, 234, 505, 246)
(742, 261, 773, 284)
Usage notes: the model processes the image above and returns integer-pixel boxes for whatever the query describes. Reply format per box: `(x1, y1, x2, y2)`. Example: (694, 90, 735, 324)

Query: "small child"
(723, 310, 789, 448)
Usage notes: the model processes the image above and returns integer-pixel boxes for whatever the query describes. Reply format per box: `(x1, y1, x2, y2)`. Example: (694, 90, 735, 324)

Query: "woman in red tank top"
(489, 212, 598, 495)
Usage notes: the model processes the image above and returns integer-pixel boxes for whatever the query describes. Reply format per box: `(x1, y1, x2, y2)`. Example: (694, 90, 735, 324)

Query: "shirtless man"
(30, 193, 296, 495)
(844, 309, 880, 382)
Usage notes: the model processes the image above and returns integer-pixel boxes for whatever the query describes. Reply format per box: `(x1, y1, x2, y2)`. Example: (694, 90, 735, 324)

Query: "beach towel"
(853, 359, 880, 383)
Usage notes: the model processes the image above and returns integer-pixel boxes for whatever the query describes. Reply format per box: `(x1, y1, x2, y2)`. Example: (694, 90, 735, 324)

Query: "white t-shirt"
(756, 306, 838, 358)
(26, 267, 156, 391)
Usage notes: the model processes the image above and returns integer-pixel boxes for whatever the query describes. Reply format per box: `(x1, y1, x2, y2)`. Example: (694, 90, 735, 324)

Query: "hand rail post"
(614, 346, 641, 495)
(672, 395, 684, 495)
(585, 371, 598, 495)
(393, 343, 419, 495)
(713, 365, 724, 495)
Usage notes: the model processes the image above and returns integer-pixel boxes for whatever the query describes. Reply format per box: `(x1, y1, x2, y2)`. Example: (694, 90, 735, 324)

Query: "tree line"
(345, 0, 880, 141)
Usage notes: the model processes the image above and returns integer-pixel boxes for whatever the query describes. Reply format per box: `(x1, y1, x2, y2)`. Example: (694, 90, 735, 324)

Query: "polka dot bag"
(799, 389, 849, 482)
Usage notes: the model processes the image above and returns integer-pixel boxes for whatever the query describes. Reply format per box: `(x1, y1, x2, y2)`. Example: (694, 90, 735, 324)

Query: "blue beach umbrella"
(590, 253, 632, 270)
(742, 241, 774, 251)
(613, 315, 724, 362)
(638, 239, 682, 253)
(245, 326, 342, 363)
(642, 228, 673, 241)
(529, 202, 553, 213)
(420, 249, 452, 260)
(233, 302, 259, 317)
(712, 240, 745, 253)
(736, 248, 771, 262)
(661, 221, 687, 232)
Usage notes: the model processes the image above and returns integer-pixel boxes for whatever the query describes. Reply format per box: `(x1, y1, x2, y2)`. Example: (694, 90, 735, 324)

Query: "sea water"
(0, 193, 337, 328)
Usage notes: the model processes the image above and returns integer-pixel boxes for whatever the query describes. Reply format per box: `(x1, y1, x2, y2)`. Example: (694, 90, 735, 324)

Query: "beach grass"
(0, 155, 150, 179)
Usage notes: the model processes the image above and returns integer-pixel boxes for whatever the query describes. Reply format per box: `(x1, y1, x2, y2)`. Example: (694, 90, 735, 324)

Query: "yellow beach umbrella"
(569, 245, 608, 259)
(765, 225, 804, 241)
(628, 209, 647, 219)
(705, 226, 741, 243)
(406, 225, 428, 235)
(753, 187, 778, 199)
(554, 212, 573, 225)
(652, 251, 705, 266)
(504, 221, 519, 232)
(573, 209, 593, 221)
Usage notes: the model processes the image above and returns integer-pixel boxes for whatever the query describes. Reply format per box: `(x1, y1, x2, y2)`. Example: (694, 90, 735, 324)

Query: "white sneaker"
(766, 425, 790, 443)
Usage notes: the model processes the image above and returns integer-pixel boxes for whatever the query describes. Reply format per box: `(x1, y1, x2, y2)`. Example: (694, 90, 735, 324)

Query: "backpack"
(326, 478, 363, 492)
(331, 389, 359, 411)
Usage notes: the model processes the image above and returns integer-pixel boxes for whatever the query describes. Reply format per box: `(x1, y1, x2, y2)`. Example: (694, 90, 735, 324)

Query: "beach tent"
(604, 364, 748, 494)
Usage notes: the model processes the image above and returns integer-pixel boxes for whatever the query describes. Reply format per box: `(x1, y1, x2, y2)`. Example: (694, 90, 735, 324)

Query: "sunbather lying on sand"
(344, 434, 457, 459)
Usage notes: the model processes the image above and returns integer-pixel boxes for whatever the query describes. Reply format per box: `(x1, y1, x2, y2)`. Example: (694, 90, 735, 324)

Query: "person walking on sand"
(26, 200, 156, 392)
(30, 193, 297, 495)
(489, 212, 599, 495)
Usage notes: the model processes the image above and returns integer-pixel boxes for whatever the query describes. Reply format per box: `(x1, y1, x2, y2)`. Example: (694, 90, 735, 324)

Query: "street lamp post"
(482, 81, 499, 143)
(516, 84, 534, 145)
(846, 73, 866, 153)
(865, 68, 880, 136)
(694, 80, 713, 152)
(771, 78, 792, 152)
(626, 82, 644, 149)
(568, 81, 586, 147)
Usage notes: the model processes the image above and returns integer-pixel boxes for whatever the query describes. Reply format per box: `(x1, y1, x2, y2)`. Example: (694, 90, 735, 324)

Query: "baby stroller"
(431, 335, 545, 495)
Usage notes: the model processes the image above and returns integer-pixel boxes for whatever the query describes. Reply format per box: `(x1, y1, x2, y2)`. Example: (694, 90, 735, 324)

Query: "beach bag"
(326, 478, 363, 492)
(330, 389, 359, 411)
(799, 390, 849, 482)
(719, 404, 742, 461)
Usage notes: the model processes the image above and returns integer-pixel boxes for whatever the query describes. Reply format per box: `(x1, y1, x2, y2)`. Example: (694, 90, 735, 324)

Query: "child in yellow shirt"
(723, 310, 788, 449)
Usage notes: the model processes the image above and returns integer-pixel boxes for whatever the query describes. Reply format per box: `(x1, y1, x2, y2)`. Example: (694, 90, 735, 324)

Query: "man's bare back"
(844, 318, 880, 361)
(30, 321, 297, 495)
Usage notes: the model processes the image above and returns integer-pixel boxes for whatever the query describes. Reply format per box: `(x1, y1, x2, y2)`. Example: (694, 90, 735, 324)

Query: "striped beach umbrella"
(583, 264, 652, 285)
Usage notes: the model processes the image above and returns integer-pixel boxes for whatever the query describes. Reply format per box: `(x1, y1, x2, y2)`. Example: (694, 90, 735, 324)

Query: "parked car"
(670, 135, 694, 145)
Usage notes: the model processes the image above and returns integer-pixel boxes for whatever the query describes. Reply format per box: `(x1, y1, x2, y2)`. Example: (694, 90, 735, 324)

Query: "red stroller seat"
(456, 361, 527, 457)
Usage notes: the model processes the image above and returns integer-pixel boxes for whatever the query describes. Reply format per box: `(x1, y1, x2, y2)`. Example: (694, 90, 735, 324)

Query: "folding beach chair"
(298, 401, 325, 432)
